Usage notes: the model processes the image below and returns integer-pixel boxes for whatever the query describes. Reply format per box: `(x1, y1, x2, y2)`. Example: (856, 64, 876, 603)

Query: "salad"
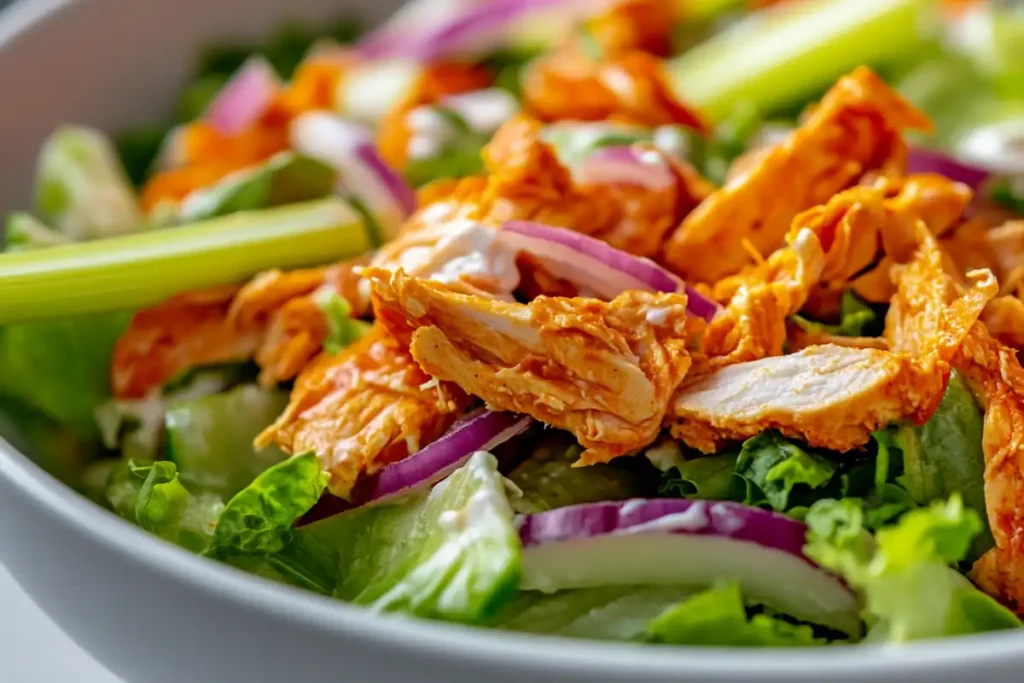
(3, 0, 1024, 649)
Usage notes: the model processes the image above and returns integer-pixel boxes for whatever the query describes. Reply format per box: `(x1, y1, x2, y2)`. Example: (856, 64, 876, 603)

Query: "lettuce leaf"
(177, 152, 334, 223)
(508, 432, 657, 514)
(331, 451, 521, 623)
(34, 126, 142, 240)
(490, 586, 693, 641)
(883, 372, 993, 559)
(805, 495, 1021, 642)
(208, 451, 327, 556)
(658, 452, 738, 499)
(646, 582, 825, 647)
(792, 290, 881, 338)
(3, 213, 71, 252)
(313, 291, 372, 354)
(107, 460, 223, 553)
(0, 311, 132, 437)
(733, 430, 837, 511)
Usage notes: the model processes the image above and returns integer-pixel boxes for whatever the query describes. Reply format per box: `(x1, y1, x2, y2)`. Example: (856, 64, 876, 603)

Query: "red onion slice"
(518, 499, 860, 635)
(353, 410, 532, 505)
(359, 0, 610, 62)
(577, 145, 677, 191)
(499, 220, 720, 320)
(290, 112, 417, 238)
(205, 56, 281, 137)
(907, 146, 990, 191)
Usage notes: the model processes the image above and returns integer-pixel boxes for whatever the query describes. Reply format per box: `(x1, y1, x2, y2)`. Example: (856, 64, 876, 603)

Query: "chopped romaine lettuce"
(991, 178, 1024, 215)
(873, 373, 992, 560)
(733, 430, 837, 511)
(96, 364, 251, 462)
(0, 311, 131, 436)
(402, 108, 491, 188)
(658, 452, 738, 500)
(107, 460, 223, 553)
(34, 126, 143, 240)
(805, 495, 1021, 642)
(313, 291, 372, 354)
(490, 585, 693, 641)
(208, 451, 327, 556)
(165, 384, 289, 498)
(115, 126, 173, 187)
(177, 152, 335, 223)
(176, 74, 229, 123)
(542, 122, 654, 167)
(332, 451, 521, 623)
(646, 582, 825, 647)
(792, 291, 882, 339)
(3, 213, 71, 252)
(507, 432, 657, 514)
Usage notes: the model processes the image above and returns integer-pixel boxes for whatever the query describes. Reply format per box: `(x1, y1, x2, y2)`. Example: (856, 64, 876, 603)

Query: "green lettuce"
(3, 213, 71, 252)
(34, 126, 143, 240)
(208, 451, 327, 556)
(792, 291, 882, 339)
(733, 431, 837, 511)
(873, 373, 992, 559)
(659, 452, 738, 500)
(165, 384, 289, 498)
(106, 452, 327, 563)
(331, 451, 521, 623)
(177, 152, 334, 223)
(804, 495, 1021, 643)
(107, 460, 223, 553)
(991, 179, 1024, 215)
(508, 432, 657, 514)
(0, 311, 132, 436)
(491, 586, 693, 641)
(96, 364, 252, 461)
(646, 582, 825, 647)
(313, 291, 372, 354)
(402, 108, 491, 188)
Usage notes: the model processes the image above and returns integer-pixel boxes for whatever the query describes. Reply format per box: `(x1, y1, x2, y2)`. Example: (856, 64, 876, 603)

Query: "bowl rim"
(2, 0, 1024, 678)
(5, 439, 1024, 680)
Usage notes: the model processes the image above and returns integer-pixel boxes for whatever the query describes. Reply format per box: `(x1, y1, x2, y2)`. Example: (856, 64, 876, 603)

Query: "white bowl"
(1, 2, 1024, 682)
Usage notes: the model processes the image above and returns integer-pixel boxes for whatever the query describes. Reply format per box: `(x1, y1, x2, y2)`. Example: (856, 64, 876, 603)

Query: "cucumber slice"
(165, 384, 289, 498)
(331, 451, 521, 623)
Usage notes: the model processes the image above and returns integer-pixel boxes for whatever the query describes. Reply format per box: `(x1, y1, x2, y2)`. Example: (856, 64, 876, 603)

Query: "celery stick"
(681, 0, 743, 21)
(0, 198, 368, 324)
(668, 0, 940, 120)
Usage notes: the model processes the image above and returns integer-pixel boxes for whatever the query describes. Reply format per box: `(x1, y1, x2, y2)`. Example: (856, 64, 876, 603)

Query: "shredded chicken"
(700, 227, 826, 366)
(142, 53, 350, 210)
(661, 67, 933, 284)
(522, 0, 706, 131)
(376, 62, 493, 170)
(366, 267, 696, 464)
(111, 260, 367, 398)
(374, 115, 710, 294)
(668, 228, 997, 453)
(256, 325, 469, 498)
(950, 322, 1024, 615)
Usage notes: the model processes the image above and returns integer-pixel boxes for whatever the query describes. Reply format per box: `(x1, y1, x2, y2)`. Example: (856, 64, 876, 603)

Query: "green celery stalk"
(680, 0, 744, 21)
(668, 0, 940, 120)
(0, 198, 368, 324)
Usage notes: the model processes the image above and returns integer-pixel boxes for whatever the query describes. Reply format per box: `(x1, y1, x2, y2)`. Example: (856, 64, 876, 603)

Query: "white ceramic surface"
(2, 2, 1024, 682)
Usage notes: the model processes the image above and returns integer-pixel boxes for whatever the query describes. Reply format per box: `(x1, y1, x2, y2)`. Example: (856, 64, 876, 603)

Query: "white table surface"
(0, 561, 122, 682)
